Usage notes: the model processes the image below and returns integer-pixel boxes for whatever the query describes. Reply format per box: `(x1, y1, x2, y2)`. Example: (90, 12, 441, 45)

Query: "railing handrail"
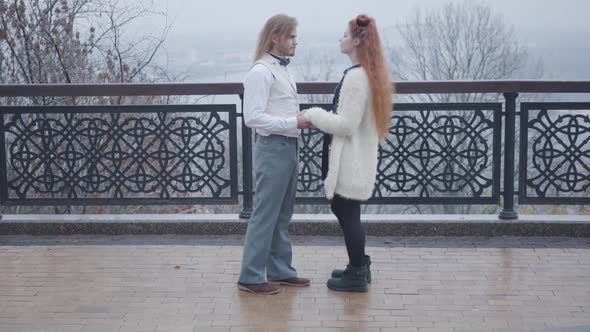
(1, 80, 590, 96)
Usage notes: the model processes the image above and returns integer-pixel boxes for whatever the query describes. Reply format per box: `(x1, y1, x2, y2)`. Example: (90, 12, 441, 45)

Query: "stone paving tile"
(0, 236, 589, 331)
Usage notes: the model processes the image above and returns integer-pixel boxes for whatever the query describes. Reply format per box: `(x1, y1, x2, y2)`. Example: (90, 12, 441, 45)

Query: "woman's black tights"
(330, 194, 365, 267)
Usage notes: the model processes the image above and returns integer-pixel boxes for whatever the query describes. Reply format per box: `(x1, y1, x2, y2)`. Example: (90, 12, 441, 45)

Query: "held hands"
(296, 111, 314, 129)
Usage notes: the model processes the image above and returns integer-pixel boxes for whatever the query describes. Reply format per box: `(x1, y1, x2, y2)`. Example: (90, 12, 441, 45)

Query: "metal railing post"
(239, 94, 253, 219)
(499, 92, 519, 220)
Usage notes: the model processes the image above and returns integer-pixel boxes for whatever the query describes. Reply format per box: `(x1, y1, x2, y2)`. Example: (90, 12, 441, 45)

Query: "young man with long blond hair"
(237, 14, 311, 295)
(303, 14, 394, 292)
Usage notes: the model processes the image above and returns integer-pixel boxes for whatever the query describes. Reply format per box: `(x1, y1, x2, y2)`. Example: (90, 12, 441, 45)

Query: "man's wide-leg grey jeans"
(239, 134, 299, 284)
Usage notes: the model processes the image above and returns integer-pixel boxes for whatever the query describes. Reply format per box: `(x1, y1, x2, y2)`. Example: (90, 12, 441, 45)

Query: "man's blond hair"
(254, 14, 297, 61)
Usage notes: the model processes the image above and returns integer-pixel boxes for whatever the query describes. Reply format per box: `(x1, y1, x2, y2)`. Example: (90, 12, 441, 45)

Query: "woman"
(303, 14, 393, 292)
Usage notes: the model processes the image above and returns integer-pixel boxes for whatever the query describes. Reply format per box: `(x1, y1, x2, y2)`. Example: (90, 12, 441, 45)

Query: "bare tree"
(0, 0, 180, 215)
(389, 1, 543, 103)
(91, 1, 169, 81)
(385, 1, 545, 214)
(0, 0, 173, 103)
(0, 0, 95, 103)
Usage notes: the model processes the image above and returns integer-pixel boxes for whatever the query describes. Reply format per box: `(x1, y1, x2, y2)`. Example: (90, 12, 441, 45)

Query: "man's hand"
(297, 111, 313, 129)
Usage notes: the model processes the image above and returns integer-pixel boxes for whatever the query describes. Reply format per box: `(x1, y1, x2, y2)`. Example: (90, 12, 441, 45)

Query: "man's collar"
(268, 53, 290, 66)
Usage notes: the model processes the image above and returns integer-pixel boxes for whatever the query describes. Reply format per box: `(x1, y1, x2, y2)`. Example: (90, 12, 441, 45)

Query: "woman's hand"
(297, 111, 314, 129)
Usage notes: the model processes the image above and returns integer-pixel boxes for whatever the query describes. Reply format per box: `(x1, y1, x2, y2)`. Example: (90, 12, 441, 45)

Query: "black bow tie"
(269, 53, 290, 66)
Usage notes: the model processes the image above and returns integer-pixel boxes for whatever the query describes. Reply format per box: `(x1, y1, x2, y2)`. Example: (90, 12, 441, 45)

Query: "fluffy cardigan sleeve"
(303, 68, 369, 137)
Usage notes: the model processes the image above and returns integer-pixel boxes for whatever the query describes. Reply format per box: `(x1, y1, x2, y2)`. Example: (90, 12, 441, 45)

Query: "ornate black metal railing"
(1, 81, 589, 220)
(0, 105, 238, 205)
(519, 102, 590, 205)
(297, 103, 503, 205)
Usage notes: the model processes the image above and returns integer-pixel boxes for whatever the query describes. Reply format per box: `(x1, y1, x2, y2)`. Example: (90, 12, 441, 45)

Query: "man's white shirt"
(242, 63, 298, 132)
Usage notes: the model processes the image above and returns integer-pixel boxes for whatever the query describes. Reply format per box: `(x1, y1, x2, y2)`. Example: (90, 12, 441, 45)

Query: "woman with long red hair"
(303, 14, 394, 292)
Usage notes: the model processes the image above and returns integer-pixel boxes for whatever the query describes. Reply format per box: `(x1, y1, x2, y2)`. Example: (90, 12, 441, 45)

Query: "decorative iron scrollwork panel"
(377, 106, 497, 199)
(296, 103, 501, 203)
(521, 103, 590, 203)
(1, 105, 237, 204)
(297, 127, 325, 196)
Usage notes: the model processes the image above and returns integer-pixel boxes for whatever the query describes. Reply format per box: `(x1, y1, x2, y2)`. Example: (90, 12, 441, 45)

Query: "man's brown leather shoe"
(237, 282, 281, 295)
(270, 277, 311, 287)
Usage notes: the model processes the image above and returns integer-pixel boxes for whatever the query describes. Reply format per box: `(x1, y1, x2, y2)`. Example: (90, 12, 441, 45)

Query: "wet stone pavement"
(0, 235, 589, 332)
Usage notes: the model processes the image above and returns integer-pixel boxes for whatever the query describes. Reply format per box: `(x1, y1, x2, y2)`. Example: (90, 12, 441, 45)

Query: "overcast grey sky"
(132, 0, 589, 80)
(156, 0, 589, 41)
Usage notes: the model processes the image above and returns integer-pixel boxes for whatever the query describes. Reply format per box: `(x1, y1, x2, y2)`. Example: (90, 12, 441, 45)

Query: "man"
(237, 14, 311, 295)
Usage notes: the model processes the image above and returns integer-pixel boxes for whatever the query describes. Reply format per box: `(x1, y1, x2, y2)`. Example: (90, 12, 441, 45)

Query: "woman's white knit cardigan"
(304, 67, 378, 201)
